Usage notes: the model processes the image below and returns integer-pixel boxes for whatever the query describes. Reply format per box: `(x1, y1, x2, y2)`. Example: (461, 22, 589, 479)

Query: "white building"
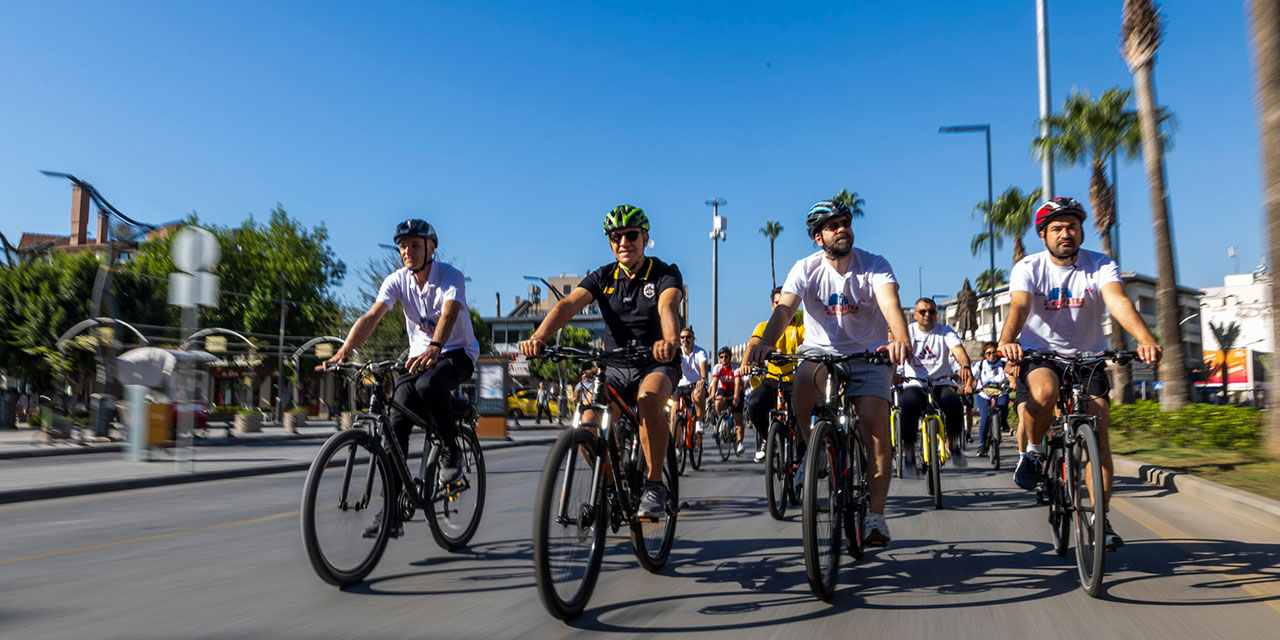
(1199, 271, 1272, 400)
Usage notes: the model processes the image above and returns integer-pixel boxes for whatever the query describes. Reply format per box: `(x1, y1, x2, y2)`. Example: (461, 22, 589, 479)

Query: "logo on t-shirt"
(914, 343, 938, 364)
(1044, 286, 1084, 310)
(643, 282, 656, 299)
(823, 293, 859, 317)
(418, 314, 437, 337)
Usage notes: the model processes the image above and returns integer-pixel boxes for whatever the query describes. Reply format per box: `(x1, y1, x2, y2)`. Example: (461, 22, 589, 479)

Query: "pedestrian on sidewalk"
(535, 381, 552, 424)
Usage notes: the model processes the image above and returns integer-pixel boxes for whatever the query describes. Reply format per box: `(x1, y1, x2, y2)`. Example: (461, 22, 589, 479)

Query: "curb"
(0, 436, 557, 505)
(1113, 454, 1280, 532)
(0, 432, 333, 460)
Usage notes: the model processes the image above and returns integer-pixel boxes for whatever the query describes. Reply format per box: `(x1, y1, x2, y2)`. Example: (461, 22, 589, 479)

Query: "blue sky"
(0, 1, 1260, 348)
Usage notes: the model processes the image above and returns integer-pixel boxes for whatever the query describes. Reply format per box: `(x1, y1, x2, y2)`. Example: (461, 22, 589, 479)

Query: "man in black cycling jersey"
(321, 219, 480, 538)
(520, 205, 683, 520)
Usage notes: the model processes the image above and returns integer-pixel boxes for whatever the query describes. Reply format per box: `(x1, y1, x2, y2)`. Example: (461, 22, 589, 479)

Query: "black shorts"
(605, 359, 680, 406)
(1014, 359, 1110, 405)
(714, 386, 734, 399)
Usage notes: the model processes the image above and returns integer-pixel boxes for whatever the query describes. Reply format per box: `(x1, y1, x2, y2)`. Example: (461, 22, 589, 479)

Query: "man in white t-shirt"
(321, 219, 480, 538)
(748, 200, 910, 546)
(997, 197, 1161, 551)
(673, 328, 710, 435)
(897, 297, 973, 470)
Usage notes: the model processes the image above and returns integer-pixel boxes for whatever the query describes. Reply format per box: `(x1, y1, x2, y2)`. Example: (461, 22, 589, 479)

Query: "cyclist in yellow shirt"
(743, 287, 806, 462)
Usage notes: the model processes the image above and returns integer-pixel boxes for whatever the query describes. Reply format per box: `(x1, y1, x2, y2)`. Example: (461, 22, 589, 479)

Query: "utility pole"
(706, 198, 727, 354)
(1037, 0, 1056, 199)
(275, 268, 288, 423)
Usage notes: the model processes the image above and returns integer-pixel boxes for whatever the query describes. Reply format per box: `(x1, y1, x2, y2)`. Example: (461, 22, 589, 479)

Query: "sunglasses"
(608, 230, 642, 244)
(916, 308, 936, 315)
(984, 351, 997, 355)
(680, 335, 693, 340)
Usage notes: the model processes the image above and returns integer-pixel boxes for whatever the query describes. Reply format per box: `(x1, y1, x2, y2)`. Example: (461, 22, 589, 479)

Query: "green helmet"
(603, 204, 650, 234)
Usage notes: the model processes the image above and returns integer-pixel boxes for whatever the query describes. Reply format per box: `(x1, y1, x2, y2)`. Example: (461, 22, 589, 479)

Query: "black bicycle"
(977, 381, 1010, 469)
(531, 344, 679, 620)
(300, 361, 486, 586)
(1023, 349, 1135, 597)
(751, 366, 799, 520)
(771, 350, 891, 601)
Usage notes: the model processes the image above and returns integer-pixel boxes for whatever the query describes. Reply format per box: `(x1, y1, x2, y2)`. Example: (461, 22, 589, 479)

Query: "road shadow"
(1099, 537, 1280, 606)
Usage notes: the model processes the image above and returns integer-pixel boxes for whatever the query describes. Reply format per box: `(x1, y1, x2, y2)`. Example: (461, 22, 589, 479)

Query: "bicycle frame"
(902, 376, 954, 467)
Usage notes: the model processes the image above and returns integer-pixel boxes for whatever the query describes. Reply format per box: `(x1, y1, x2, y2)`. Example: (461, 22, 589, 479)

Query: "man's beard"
(1048, 244, 1078, 261)
(823, 235, 852, 258)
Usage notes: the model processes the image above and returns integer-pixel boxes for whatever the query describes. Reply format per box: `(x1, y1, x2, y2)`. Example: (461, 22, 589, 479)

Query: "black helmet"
(393, 219, 438, 245)
(805, 200, 852, 237)
(717, 347, 732, 357)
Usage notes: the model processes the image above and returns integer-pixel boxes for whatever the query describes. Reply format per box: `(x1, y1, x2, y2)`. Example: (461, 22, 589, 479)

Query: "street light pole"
(706, 197, 727, 355)
(1036, 0, 1056, 199)
(940, 124, 997, 343)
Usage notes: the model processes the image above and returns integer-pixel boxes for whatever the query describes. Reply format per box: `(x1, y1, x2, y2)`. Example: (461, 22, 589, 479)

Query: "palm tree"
(1207, 320, 1241, 404)
(971, 186, 1042, 266)
(831, 190, 866, 218)
(1032, 87, 1173, 259)
(975, 268, 1008, 293)
(759, 220, 784, 290)
(1249, 0, 1280, 453)
(1033, 88, 1172, 405)
(1124, 0, 1189, 410)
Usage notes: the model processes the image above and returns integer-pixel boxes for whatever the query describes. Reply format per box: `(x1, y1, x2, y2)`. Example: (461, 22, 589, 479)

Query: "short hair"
(914, 297, 936, 308)
(982, 341, 998, 351)
(771, 287, 782, 299)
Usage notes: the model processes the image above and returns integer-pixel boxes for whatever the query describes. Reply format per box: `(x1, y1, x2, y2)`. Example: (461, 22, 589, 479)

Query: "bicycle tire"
(990, 411, 1003, 470)
(765, 419, 790, 520)
(533, 428, 607, 620)
(690, 427, 704, 470)
(715, 413, 730, 462)
(891, 409, 904, 479)
(1071, 420, 1106, 596)
(674, 411, 688, 476)
(300, 428, 392, 587)
(844, 430, 867, 561)
(1046, 444, 1070, 557)
(425, 427, 486, 551)
(802, 420, 841, 601)
(926, 415, 943, 510)
(630, 437, 679, 572)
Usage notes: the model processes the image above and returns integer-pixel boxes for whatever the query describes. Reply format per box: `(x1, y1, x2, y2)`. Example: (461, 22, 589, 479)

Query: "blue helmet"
(393, 219, 438, 245)
(805, 201, 852, 237)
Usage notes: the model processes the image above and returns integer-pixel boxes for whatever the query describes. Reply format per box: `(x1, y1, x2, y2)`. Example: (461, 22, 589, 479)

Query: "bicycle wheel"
(300, 428, 392, 587)
(533, 428, 607, 620)
(891, 409, 904, 479)
(765, 419, 790, 520)
(1046, 444, 1070, 557)
(802, 420, 842, 601)
(631, 438, 679, 572)
(690, 427, 704, 470)
(715, 413, 730, 461)
(990, 410, 1004, 470)
(674, 411, 688, 476)
(843, 431, 868, 561)
(926, 415, 943, 510)
(425, 427, 486, 551)
(1071, 420, 1106, 596)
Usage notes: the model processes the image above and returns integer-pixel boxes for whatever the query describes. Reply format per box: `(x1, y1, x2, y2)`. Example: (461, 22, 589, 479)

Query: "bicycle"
(750, 366, 800, 520)
(1022, 349, 1135, 597)
(977, 381, 1010, 469)
(670, 386, 704, 474)
(889, 384, 905, 479)
(901, 375, 955, 510)
(300, 361, 486, 587)
(531, 344, 679, 620)
(711, 398, 741, 462)
(771, 350, 892, 601)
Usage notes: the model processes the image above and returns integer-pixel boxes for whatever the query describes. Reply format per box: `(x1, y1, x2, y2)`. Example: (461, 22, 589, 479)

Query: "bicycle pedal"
(866, 539, 888, 548)
(636, 515, 661, 523)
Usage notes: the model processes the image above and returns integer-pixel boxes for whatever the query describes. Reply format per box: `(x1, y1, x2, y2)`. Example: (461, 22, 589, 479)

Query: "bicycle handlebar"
(1020, 349, 1137, 367)
(766, 350, 892, 367)
(534, 344, 653, 365)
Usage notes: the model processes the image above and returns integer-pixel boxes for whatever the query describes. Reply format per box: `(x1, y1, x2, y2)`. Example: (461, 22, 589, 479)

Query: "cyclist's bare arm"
(520, 287, 593, 356)
(1100, 281, 1162, 364)
(319, 301, 390, 370)
(748, 293, 801, 363)
(654, 287, 682, 363)
(997, 291, 1032, 362)
(875, 282, 911, 365)
(951, 343, 974, 387)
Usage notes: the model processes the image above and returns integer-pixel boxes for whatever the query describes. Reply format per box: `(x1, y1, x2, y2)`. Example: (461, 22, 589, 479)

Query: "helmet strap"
(411, 257, 433, 274)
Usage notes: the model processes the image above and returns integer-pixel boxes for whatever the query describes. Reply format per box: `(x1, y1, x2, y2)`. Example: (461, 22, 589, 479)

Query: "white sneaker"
(865, 512, 890, 545)
(696, 421, 706, 435)
(754, 449, 766, 463)
(735, 441, 745, 455)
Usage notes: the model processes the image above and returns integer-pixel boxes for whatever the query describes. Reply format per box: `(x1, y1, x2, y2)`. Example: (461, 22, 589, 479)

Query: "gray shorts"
(797, 345, 894, 402)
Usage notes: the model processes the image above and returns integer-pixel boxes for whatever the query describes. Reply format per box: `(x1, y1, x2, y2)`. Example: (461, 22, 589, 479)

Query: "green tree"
(971, 186, 1042, 266)
(831, 190, 866, 218)
(1207, 320, 1241, 403)
(975, 268, 1008, 293)
(527, 325, 594, 383)
(1124, 0, 1189, 410)
(759, 220, 783, 290)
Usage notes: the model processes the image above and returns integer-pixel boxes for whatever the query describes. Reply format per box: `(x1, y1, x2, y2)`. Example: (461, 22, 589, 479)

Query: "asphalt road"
(2, 435, 1279, 639)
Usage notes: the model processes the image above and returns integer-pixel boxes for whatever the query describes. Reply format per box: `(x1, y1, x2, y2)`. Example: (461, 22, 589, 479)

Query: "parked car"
(506, 388, 563, 419)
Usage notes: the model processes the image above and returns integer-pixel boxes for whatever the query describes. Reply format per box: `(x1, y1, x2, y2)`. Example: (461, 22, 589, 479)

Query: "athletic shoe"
(1103, 518, 1125, 551)
(437, 445, 463, 486)
(976, 445, 989, 457)
(1013, 451, 1044, 490)
(696, 421, 706, 435)
(754, 449, 766, 463)
(636, 482, 667, 520)
(735, 441, 745, 455)
(950, 445, 967, 468)
(362, 510, 403, 539)
(865, 512, 891, 546)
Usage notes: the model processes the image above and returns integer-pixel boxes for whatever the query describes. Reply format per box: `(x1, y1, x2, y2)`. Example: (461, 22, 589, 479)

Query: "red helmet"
(1034, 197, 1087, 233)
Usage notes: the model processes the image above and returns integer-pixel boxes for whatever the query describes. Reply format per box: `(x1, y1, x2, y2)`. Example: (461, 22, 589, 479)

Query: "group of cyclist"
(324, 191, 1161, 553)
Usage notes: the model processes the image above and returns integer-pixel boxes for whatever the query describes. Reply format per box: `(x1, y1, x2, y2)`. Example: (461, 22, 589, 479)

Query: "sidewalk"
(0, 420, 560, 505)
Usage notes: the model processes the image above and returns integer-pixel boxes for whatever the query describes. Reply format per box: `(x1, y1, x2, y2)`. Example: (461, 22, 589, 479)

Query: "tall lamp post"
(706, 197, 727, 354)
(940, 124, 997, 343)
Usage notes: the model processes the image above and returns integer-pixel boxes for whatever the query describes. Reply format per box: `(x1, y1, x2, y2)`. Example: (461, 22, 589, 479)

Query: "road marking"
(0, 510, 298, 567)
(1112, 497, 1280, 614)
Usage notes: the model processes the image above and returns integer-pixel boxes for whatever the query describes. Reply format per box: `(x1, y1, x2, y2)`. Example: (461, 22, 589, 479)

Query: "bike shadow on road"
(1094, 536, 1280, 606)
(341, 537, 538, 597)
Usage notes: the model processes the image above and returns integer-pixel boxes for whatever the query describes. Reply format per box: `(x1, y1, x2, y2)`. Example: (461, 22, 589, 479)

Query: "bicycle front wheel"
(1046, 444, 1070, 557)
(990, 411, 1004, 470)
(426, 427, 486, 551)
(631, 437, 679, 572)
(1071, 420, 1106, 596)
(765, 419, 790, 520)
(533, 428, 607, 620)
(843, 430, 868, 561)
(891, 409, 904, 479)
(674, 411, 688, 476)
(300, 428, 392, 587)
(926, 415, 943, 510)
(802, 420, 842, 601)
(690, 427, 704, 470)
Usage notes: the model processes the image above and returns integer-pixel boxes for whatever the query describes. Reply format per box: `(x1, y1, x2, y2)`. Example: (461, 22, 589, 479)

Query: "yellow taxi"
(507, 388, 564, 419)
